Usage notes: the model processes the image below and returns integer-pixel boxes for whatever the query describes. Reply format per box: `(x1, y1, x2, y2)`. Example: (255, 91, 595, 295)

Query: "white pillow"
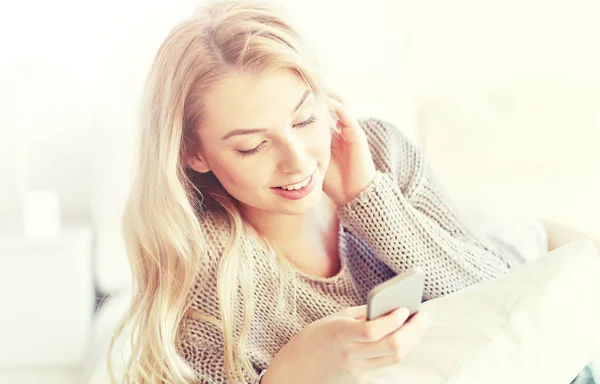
(478, 215, 549, 266)
(369, 239, 600, 384)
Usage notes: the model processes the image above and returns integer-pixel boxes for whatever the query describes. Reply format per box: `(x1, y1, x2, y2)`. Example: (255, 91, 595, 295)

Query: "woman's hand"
(261, 305, 429, 384)
(323, 93, 377, 207)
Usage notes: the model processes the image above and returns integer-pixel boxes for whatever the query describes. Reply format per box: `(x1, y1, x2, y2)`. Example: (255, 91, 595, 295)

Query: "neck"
(241, 194, 338, 254)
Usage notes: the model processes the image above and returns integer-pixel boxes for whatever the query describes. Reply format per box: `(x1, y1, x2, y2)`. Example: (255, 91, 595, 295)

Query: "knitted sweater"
(177, 118, 513, 383)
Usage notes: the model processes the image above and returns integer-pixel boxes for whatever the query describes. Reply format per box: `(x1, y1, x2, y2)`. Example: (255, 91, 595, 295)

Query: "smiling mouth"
(274, 171, 315, 191)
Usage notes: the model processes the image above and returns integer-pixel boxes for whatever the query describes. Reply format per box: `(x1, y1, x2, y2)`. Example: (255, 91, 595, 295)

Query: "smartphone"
(366, 267, 425, 321)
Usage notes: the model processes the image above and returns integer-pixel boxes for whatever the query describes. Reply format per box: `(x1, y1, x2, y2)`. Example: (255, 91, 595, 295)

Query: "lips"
(270, 170, 317, 200)
(274, 170, 315, 189)
(277, 174, 311, 188)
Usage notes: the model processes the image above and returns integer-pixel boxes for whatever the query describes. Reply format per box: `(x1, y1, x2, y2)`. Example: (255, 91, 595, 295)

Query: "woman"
(108, 1, 526, 383)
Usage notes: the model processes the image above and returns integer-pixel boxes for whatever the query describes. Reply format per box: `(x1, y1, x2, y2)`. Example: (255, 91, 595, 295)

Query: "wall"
(1, 0, 599, 291)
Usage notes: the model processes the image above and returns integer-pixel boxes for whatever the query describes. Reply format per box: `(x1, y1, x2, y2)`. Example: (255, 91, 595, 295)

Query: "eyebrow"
(221, 90, 311, 140)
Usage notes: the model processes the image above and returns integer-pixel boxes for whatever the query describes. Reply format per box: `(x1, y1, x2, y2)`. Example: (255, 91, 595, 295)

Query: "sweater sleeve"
(337, 118, 513, 300)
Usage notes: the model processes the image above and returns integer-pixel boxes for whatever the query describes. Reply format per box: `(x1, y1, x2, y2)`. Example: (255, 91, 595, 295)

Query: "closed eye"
(236, 114, 319, 158)
(236, 141, 266, 158)
(293, 114, 318, 128)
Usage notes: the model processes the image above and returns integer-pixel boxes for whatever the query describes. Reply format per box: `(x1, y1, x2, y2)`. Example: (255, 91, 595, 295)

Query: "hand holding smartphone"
(263, 267, 427, 384)
(366, 267, 425, 321)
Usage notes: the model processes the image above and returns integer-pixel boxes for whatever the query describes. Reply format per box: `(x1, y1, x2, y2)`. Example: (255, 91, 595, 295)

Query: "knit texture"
(177, 118, 513, 383)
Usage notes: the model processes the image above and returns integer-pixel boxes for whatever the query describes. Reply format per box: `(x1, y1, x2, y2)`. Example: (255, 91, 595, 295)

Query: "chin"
(268, 187, 324, 216)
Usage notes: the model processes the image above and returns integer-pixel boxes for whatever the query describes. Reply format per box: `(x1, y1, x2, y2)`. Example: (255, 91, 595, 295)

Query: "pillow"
(369, 239, 600, 384)
(478, 215, 549, 266)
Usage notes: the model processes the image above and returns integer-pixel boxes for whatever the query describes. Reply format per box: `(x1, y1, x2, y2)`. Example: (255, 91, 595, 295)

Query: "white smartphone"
(366, 267, 425, 321)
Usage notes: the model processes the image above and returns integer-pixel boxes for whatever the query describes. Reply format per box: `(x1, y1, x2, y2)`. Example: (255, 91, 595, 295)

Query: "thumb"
(340, 305, 368, 320)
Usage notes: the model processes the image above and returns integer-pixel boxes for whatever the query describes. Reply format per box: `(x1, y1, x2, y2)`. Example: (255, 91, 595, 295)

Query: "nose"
(276, 136, 312, 175)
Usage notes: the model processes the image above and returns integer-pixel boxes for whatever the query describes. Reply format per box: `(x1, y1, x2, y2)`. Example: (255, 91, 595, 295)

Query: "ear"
(186, 152, 211, 173)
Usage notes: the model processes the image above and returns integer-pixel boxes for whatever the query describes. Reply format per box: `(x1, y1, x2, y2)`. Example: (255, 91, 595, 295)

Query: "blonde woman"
(108, 1, 519, 383)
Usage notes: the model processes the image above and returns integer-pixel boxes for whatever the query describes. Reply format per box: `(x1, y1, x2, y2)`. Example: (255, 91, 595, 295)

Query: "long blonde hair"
(108, 1, 333, 383)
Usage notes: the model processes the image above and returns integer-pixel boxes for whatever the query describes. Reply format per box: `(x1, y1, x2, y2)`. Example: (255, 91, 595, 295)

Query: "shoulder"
(184, 209, 230, 312)
(187, 208, 272, 315)
(176, 211, 230, 350)
(358, 117, 406, 145)
(357, 117, 422, 167)
(357, 117, 427, 198)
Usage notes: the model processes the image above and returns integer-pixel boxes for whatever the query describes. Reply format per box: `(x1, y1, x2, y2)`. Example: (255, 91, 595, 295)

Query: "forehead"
(201, 69, 312, 136)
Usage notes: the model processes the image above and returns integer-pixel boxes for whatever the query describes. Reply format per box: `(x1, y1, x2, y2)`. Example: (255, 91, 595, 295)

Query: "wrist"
(336, 170, 378, 207)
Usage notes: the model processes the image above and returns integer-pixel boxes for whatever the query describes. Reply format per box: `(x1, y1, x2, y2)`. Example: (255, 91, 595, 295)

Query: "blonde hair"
(108, 1, 335, 383)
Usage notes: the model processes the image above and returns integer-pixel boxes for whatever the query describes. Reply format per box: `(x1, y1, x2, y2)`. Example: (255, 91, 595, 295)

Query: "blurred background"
(1, 0, 599, 382)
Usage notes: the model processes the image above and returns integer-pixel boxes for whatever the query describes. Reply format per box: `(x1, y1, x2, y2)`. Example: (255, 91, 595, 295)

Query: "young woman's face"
(188, 69, 333, 216)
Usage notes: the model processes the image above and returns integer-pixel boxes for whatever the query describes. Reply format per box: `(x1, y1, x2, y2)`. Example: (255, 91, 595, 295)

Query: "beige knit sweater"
(177, 118, 513, 383)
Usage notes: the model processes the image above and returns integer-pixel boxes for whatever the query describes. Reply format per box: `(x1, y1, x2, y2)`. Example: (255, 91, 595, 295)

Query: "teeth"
(280, 175, 311, 190)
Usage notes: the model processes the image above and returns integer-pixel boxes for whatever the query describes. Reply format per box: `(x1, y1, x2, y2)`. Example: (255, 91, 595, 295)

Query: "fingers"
(361, 311, 429, 369)
(327, 90, 345, 104)
(327, 96, 368, 146)
(345, 307, 411, 343)
(327, 97, 353, 128)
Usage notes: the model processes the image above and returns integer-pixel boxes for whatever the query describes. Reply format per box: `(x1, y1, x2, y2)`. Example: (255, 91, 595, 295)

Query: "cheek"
(211, 159, 270, 193)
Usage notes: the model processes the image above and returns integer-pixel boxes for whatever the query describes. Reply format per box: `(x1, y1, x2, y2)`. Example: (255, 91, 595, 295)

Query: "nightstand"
(0, 225, 94, 368)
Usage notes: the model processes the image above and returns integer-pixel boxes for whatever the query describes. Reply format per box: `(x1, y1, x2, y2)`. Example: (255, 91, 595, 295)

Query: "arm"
(337, 118, 513, 300)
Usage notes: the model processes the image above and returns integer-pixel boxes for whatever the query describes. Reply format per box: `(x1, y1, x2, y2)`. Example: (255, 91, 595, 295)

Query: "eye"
(234, 115, 317, 158)
(236, 141, 266, 158)
(293, 114, 318, 128)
